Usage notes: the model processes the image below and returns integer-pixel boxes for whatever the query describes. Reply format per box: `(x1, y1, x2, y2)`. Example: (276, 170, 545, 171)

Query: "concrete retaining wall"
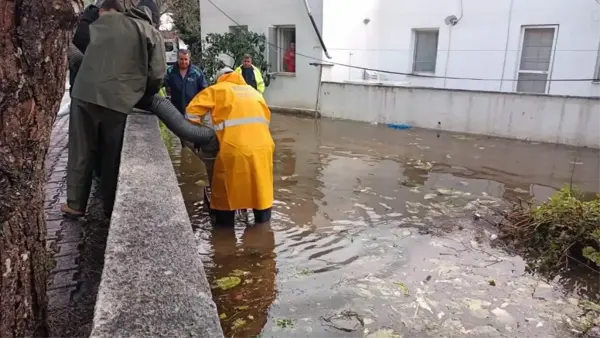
(91, 114, 224, 338)
(318, 81, 600, 148)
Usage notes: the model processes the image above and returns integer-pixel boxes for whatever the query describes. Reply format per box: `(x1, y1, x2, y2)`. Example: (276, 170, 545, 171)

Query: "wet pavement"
(44, 91, 108, 337)
(164, 114, 600, 338)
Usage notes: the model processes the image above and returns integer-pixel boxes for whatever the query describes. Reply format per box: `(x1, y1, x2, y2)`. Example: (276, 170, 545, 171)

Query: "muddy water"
(164, 115, 599, 338)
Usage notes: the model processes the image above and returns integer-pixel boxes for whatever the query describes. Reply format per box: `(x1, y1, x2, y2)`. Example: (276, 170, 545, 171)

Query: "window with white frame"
(412, 29, 439, 74)
(268, 26, 296, 73)
(516, 26, 557, 94)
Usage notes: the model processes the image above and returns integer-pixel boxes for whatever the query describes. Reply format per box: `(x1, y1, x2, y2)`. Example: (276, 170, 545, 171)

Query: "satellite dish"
(445, 15, 458, 26)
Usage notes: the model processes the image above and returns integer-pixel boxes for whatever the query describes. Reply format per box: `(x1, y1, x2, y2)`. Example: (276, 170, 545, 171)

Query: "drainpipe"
(302, 0, 332, 59)
(499, 0, 515, 91)
(443, 0, 464, 88)
(303, 0, 331, 120)
(315, 64, 323, 118)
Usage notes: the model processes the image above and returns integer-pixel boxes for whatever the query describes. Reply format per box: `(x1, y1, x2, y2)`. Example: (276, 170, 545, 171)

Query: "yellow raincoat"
(185, 72, 275, 211)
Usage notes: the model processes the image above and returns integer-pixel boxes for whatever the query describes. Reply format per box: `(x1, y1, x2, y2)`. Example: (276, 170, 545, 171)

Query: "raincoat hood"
(216, 71, 247, 85)
(125, 6, 153, 25)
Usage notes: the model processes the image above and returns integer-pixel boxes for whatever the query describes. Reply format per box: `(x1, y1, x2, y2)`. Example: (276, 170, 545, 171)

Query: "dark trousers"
(66, 98, 127, 215)
(214, 208, 272, 227)
(68, 75, 102, 179)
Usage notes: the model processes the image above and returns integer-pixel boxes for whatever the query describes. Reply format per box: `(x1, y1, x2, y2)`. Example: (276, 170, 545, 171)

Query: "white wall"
(199, 0, 324, 110)
(322, 0, 600, 97)
(321, 0, 381, 82)
(319, 82, 600, 148)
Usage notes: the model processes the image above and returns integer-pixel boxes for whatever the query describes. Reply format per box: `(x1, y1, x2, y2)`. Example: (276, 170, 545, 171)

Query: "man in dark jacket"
(68, 1, 102, 180)
(62, 2, 166, 218)
(69, 3, 100, 92)
(163, 49, 208, 115)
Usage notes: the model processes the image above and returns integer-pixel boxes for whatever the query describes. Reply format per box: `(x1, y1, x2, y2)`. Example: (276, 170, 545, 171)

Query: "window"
(516, 26, 557, 94)
(229, 25, 248, 34)
(164, 41, 174, 52)
(268, 26, 296, 73)
(412, 29, 439, 73)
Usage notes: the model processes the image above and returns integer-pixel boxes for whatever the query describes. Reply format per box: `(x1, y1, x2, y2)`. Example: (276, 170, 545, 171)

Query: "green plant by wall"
(201, 31, 269, 84)
(501, 185, 600, 277)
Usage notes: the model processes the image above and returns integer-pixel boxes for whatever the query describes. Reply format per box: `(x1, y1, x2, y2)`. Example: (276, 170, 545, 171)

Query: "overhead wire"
(206, 0, 600, 82)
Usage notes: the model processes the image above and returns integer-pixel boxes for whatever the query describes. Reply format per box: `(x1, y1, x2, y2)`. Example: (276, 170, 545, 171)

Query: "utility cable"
(206, 0, 600, 82)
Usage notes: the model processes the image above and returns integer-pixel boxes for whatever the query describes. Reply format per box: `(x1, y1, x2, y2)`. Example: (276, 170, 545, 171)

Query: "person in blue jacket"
(163, 49, 208, 115)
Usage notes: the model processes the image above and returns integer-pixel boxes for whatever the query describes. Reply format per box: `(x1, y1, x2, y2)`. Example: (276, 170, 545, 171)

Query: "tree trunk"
(0, 1, 79, 336)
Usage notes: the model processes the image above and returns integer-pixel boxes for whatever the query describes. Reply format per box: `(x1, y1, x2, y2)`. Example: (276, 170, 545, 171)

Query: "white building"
(200, 0, 600, 147)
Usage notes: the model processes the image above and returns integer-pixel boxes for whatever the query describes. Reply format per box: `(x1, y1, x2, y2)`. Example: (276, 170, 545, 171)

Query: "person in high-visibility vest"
(234, 54, 265, 95)
(185, 67, 274, 226)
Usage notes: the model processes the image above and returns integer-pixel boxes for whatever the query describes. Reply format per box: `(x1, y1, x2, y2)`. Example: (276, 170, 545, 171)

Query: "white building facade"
(201, 0, 600, 103)
(322, 0, 600, 97)
(200, 0, 600, 147)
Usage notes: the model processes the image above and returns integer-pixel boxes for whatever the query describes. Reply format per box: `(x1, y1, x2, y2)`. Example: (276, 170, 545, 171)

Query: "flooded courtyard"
(164, 114, 599, 338)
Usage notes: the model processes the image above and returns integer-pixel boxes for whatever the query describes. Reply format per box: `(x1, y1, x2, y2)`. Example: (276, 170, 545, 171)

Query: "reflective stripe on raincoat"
(185, 71, 274, 211)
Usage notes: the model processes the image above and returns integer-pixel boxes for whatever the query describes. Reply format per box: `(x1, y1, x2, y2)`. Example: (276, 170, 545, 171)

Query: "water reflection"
(166, 114, 599, 337)
(209, 223, 276, 337)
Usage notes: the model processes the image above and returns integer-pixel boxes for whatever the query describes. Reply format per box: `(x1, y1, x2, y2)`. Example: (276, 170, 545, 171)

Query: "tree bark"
(0, 0, 79, 336)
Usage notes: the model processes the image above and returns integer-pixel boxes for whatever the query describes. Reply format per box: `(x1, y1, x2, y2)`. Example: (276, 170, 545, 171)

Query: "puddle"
(165, 115, 600, 337)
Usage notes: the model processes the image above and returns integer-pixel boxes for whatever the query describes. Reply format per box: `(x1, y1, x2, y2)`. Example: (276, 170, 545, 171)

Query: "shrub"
(500, 185, 600, 276)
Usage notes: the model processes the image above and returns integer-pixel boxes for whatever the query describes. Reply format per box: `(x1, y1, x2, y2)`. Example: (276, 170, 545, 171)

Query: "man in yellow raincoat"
(185, 67, 275, 226)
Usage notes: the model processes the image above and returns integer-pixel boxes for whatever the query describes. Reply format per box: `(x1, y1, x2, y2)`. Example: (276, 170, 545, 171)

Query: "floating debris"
(212, 276, 241, 290)
(298, 269, 313, 276)
(491, 307, 515, 324)
(379, 202, 392, 210)
(510, 187, 529, 194)
(321, 311, 364, 332)
(275, 318, 295, 329)
(365, 328, 402, 338)
(452, 134, 474, 141)
(415, 295, 434, 314)
(219, 313, 227, 320)
(436, 188, 453, 195)
(231, 318, 247, 330)
(394, 282, 410, 296)
(231, 269, 250, 277)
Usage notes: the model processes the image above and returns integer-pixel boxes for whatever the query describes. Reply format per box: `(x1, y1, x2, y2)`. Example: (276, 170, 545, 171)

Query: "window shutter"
(268, 27, 278, 72)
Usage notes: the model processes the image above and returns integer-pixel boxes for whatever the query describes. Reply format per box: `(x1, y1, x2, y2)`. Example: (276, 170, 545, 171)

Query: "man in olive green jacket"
(63, 2, 166, 218)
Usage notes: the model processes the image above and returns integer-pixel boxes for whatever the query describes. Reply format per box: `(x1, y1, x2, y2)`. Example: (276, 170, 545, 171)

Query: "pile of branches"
(499, 185, 600, 277)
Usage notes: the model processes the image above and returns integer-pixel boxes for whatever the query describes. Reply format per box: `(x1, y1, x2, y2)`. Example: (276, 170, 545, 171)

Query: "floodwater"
(164, 114, 600, 338)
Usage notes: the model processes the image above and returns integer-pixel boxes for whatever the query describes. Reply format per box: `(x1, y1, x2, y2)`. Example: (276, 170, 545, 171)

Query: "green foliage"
(170, 0, 202, 60)
(201, 31, 269, 83)
(502, 185, 600, 276)
(170, 0, 270, 84)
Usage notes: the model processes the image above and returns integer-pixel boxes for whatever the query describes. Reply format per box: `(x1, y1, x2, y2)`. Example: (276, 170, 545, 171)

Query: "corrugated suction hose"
(67, 43, 218, 153)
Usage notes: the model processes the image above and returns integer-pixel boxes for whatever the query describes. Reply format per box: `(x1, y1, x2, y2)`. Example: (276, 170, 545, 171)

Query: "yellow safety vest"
(234, 65, 265, 94)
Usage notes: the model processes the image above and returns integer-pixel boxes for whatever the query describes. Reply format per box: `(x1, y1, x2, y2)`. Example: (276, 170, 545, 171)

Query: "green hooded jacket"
(72, 7, 166, 114)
